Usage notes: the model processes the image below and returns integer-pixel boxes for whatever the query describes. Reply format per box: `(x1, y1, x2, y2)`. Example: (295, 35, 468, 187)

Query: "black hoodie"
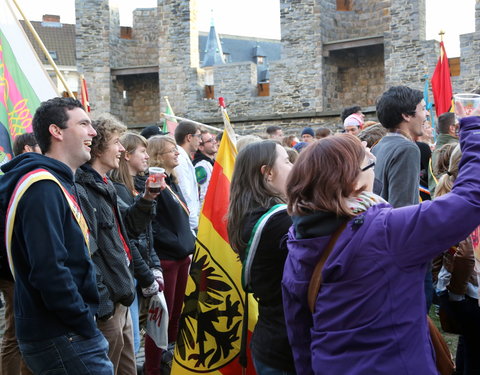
(0, 153, 99, 340)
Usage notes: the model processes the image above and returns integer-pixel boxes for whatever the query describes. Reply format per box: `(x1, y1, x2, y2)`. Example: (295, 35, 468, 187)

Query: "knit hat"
(343, 114, 364, 128)
(140, 126, 167, 139)
(301, 127, 314, 137)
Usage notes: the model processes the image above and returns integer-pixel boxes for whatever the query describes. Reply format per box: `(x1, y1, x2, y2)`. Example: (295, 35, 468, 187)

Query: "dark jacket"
(113, 181, 161, 275)
(442, 236, 477, 295)
(416, 141, 432, 201)
(152, 174, 195, 260)
(192, 150, 214, 167)
(0, 153, 99, 340)
(75, 164, 135, 319)
(241, 207, 295, 372)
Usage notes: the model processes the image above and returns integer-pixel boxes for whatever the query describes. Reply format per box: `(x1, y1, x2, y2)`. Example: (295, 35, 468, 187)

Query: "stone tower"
(75, 0, 119, 113)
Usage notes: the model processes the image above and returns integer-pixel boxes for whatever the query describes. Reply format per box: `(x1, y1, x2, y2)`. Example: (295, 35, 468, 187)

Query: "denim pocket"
(18, 338, 65, 374)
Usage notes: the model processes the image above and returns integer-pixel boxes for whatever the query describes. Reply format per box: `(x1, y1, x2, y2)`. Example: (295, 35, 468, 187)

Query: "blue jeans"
(18, 330, 113, 375)
(253, 356, 296, 375)
(130, 285, 140, 353)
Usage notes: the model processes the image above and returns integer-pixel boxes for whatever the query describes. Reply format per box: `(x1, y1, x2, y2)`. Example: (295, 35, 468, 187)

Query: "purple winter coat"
(282, 116, 480, 375)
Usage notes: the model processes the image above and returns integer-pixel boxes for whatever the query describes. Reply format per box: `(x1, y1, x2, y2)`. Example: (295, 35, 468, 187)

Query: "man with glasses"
(193, 130, 218, 208)
(174, 121, 202, 233)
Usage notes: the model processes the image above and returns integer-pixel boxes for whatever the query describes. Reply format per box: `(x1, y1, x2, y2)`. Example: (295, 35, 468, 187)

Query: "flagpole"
(10, 0, 75, 98)
(160, 113, 223, 132)
(164, 96, 173, 112)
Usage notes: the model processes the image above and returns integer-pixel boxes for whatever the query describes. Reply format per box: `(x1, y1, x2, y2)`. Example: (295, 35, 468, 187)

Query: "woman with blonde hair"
(145, 135, 195, 374)
(283, 110, 480, 375)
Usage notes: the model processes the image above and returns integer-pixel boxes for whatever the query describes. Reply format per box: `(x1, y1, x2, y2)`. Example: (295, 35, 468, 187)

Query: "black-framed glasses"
(200, 137, 216, 146)
(361, 161, 375, 172)
(190, 133, 202, 138)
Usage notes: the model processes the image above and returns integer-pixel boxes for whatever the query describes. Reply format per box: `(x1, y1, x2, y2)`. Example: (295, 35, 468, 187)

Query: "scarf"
(346, 191, 388, 215)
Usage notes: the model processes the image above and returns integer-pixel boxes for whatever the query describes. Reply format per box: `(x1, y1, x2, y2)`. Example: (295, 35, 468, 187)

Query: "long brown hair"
(110, 132, 148, 193)
(227, 141, 285, 259)
(287, 134, 365, 218)
(146, 135, 178, 184)
(434, 144, 461, 198)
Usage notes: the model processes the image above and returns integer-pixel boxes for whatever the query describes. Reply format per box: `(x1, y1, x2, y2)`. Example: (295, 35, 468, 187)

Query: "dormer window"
(47, 51, 58, 61)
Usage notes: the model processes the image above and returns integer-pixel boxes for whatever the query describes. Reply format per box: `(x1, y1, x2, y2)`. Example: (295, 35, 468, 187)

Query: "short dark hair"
(315, 127, 331, 139)
(13, 133, 38, 156)
(376, 86, 424, 130)
(341, 106, 362, 122)
(32, 97, 84, 154)
(437, 112, 455, 135)
(174, 120, 199, 145)
(266, 125, 282, 135)
(140, 125, 166, 139)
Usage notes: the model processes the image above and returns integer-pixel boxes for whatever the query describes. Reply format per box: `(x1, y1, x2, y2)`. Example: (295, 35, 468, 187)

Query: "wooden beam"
(111, 65, 159, 76)
(323, 36, 384, 57)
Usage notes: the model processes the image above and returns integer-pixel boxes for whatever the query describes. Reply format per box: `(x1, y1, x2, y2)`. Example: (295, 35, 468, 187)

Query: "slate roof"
(199, 32, 281, 64)
(19, 20, 76, 67)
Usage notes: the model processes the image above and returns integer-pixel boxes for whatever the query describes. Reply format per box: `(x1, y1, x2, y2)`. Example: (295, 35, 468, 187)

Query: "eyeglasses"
(160, 147, 178, 155)
(190, 133, 202, 138)
(200, 137, 216, 146)
(361, 160, 375, 172)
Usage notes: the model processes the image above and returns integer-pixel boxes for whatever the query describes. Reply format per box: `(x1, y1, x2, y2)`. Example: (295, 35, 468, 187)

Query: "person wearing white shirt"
(174, 121, 202, 233)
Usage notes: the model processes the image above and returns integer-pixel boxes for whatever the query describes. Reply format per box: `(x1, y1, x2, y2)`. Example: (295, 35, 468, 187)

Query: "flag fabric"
(162, 97, 178, 135)
(0, 0, 57, 169)
(80, 75, 90, 112)
(171, 99, 258, 375)
(423, 74, 436, 141)
(431, 41, 453, 117)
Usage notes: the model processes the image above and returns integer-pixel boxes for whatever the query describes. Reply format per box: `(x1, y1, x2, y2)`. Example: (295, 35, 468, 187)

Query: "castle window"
(257, 56, 265, 65)
(337, 0, 353, 11)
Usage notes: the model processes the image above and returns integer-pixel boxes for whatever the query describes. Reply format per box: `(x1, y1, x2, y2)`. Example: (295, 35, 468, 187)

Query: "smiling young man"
(75, 115, 139, 374)
(372, 85, 428, 208)
(0, 98, 114, 374)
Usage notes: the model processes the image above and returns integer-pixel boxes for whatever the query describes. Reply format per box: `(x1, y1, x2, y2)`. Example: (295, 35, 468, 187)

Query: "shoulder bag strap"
(242, 204, 287, 292)
(307, 221, 347, 314)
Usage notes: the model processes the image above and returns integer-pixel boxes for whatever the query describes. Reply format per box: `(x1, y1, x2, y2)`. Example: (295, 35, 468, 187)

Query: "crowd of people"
(0, 84, 479, 375)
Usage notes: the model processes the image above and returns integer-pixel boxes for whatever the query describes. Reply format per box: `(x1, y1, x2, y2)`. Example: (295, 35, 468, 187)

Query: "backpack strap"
(242, 204, 287, 292)
(307, 221, 347, 314)
(5, 169, 90, 279)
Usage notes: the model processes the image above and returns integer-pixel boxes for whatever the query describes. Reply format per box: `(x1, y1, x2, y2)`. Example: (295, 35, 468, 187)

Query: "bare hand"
(143, 174, 167, 200)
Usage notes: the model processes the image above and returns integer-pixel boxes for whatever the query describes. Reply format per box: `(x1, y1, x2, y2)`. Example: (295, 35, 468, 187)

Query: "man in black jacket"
(0, 97, 113, 374)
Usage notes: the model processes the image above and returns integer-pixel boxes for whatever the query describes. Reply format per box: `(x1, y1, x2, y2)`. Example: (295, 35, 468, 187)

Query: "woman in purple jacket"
(282, 113, 480, 375)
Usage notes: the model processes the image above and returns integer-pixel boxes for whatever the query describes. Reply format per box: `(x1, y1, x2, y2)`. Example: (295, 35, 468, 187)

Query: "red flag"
(80, 75, 90, 112)
(431, 41, 453, 116)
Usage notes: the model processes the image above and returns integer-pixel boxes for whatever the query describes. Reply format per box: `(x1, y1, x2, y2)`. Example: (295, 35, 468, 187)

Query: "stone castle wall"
(75, 0, 480, 133)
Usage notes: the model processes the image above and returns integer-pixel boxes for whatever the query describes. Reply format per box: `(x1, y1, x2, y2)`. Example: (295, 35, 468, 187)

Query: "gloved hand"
(142, 280, 160, 298)
(152, 268, 164, 292)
